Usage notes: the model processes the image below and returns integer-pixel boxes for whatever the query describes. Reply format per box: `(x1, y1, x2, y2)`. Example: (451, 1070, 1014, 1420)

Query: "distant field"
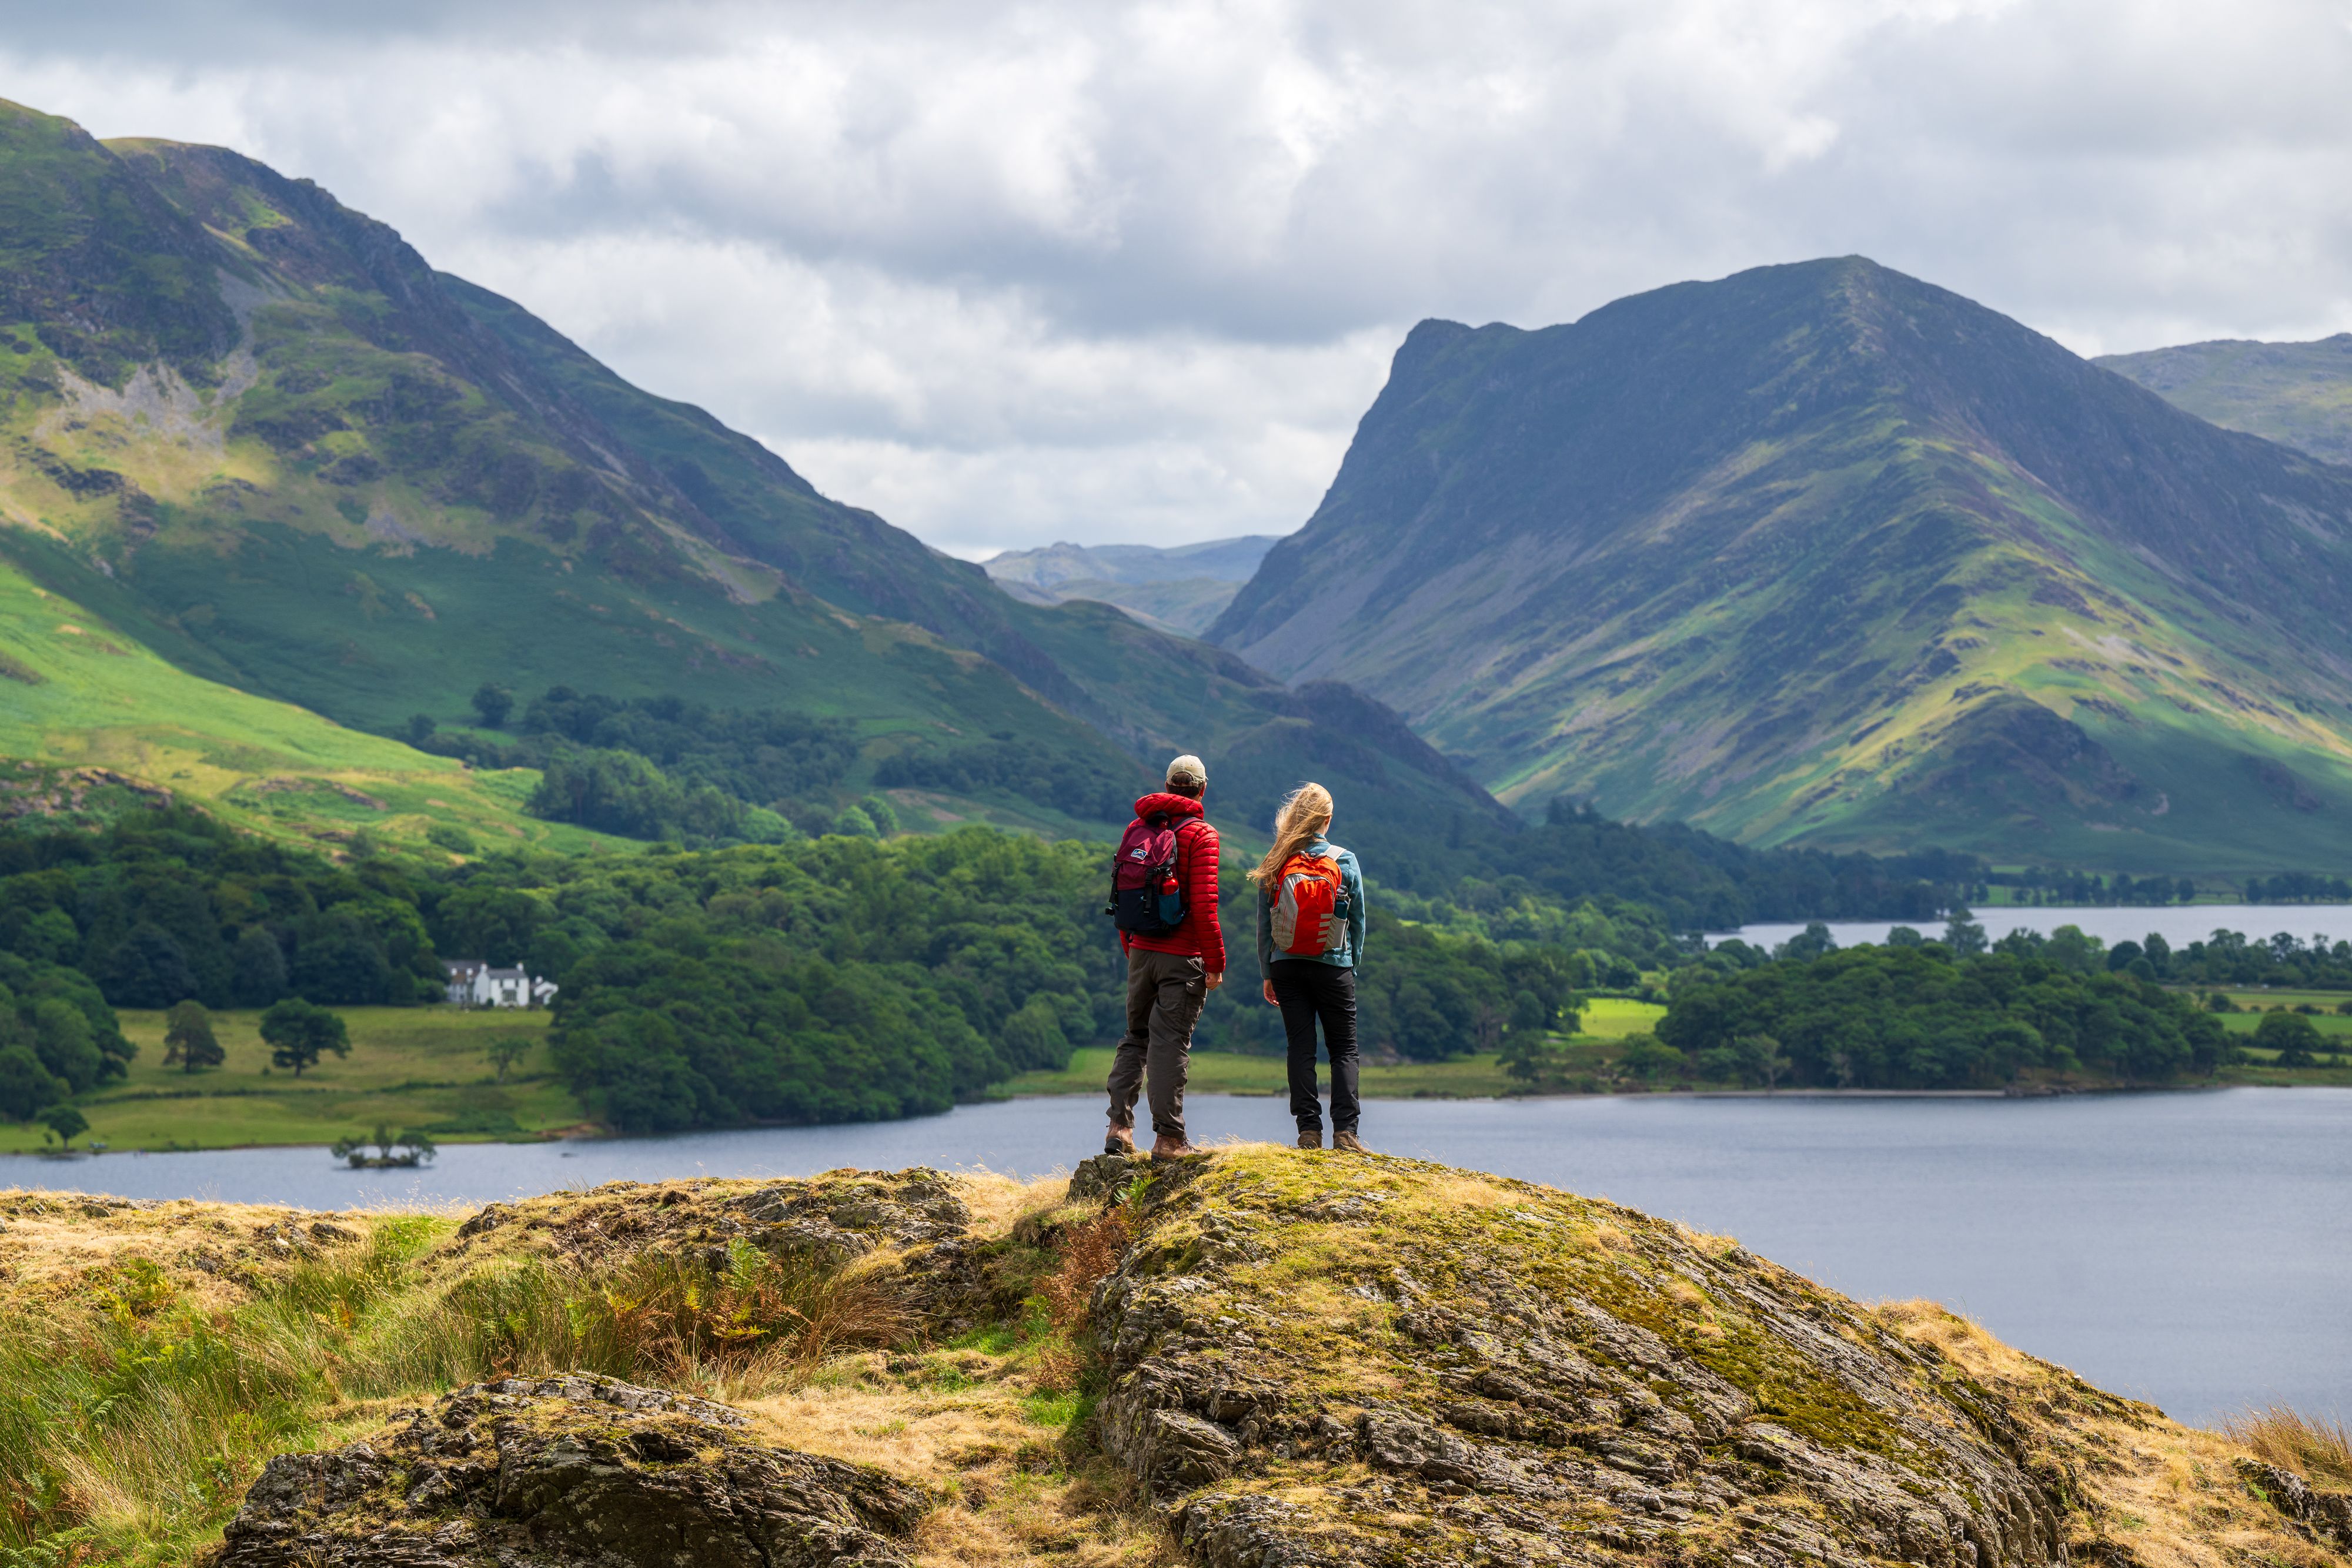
(1578, 998, 1668, 1037)
(0, 1007, 582, 1154)
(2209, 989, 2352, 1017)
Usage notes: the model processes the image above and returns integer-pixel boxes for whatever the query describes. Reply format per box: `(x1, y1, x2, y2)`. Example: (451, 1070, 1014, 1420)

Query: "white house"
(443, 960, 558, 1009)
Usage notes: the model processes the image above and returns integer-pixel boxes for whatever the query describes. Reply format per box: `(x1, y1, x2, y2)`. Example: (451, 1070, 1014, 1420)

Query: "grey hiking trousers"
(1106, 947, 1207, 1139)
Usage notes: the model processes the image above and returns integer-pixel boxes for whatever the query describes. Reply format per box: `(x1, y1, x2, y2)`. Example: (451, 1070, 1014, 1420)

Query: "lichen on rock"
(1076, 1149, 2076, 1568)
(203, 1373, 926, 1567)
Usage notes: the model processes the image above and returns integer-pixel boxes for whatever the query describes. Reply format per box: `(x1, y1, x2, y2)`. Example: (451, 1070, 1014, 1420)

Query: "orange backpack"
(1271, 851, 1348, 956)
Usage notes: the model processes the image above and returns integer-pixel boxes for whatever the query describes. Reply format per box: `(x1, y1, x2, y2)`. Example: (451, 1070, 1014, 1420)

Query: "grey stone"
(211, 1374, 923, 1567)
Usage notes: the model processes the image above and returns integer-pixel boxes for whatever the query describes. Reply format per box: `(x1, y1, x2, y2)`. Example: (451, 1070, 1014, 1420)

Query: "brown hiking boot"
(1332, 1131, 1368, 1154)
(1297, 1128, 1324, 1149)
(1150, 1134, 1198, 1162)
(1104, 1123, 1134, 1156)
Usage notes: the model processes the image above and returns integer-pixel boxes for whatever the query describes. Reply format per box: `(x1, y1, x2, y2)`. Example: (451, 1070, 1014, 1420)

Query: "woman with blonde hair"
(1251, 782, 1368, 1152)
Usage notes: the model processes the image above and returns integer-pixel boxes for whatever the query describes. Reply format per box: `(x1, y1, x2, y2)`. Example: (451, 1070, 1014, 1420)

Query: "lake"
(9, 1086, 2344, 1429)
(1716, 901, 2352, 952)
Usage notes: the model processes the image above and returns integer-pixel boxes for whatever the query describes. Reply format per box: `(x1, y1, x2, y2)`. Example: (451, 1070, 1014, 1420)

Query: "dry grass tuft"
(1030, 1204, 1130, 1392)
(2223, 1406, 2352, 1489)
(954, 1170, 1072, 1236)
(1876, 1299, 2352, 1568)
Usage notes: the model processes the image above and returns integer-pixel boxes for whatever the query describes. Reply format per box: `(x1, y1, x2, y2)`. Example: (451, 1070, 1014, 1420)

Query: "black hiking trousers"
(1271, 959, 1359, 1134)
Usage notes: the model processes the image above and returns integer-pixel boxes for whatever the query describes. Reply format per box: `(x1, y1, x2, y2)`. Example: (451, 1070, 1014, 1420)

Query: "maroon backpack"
(1104, 811, 1193, 937)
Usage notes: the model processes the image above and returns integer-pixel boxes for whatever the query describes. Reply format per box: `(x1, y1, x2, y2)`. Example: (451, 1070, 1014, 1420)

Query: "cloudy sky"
(8, 1, 2350, 556)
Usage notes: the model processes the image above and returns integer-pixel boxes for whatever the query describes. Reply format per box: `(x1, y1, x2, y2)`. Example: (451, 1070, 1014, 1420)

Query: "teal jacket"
(1254, 837, 1367, 981)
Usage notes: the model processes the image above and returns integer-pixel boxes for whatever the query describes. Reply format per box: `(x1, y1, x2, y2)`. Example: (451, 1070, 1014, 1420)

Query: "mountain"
(1213, 257, 2352, 873)
(983, 535, 1278, 636)
(0, 549, 603, 854)
(0, 99, 1503, 855)
(2097, 334, 2352, 468)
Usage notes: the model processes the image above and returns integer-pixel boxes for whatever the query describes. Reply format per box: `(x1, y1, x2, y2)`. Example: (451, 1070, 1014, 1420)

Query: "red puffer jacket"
(1120, 791, 1225, 974)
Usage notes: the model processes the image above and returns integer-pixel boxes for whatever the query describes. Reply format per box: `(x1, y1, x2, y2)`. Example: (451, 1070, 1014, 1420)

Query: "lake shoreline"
(0, 1089, 2342, 1428)
(2, 1079, 2270, 1161)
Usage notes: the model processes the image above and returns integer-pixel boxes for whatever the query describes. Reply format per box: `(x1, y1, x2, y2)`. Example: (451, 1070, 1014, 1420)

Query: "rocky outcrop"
(205, 1374, 924, 1568)
(447, 1168, 970, 1270)
(1074, 1152, 2073, 1568)
(2239, 1457, 2352, 1549)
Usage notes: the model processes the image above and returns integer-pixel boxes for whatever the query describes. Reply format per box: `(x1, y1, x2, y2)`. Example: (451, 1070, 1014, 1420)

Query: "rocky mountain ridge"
(2099, 333, 2352, 469)
(1213, 257, 2352, 871)
(0, 97, 1504, 851)
(984, 537, 1277, 636)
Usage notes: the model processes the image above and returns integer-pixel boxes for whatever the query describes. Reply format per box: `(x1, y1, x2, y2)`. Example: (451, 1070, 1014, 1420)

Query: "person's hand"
(1262, 979, 1278, 1006)
(1205, 970, 1225, 991)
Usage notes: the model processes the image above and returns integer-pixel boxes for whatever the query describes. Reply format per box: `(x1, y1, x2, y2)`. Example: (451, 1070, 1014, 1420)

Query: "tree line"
(413, 683, 1990, 925)
(0, 804, 2301, 1134)
(1655, 941, 2234, 1089)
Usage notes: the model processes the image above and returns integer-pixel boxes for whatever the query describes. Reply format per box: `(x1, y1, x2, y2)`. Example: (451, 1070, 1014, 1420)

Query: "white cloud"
(5, 0, 2348, 553)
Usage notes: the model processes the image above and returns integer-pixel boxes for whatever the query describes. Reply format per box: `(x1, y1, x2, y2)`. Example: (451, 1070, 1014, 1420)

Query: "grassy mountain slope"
(0, 98, 1508, 849)
(2099, 333, 2352, 468)
(983, 536, 1276, 636)
(0, 547, 600, 855)
(1214, 257, 2352, 873)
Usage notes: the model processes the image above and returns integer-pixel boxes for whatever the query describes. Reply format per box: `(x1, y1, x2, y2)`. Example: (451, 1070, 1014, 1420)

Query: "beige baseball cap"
(1165, 754, 1207, 790)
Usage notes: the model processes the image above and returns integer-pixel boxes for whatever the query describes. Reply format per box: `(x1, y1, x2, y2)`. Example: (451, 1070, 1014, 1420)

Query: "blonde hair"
(1250, 782, 1334, 888)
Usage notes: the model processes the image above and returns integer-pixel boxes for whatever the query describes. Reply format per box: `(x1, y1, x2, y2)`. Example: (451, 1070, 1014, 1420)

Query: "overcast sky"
(8, 1, 2350, 556)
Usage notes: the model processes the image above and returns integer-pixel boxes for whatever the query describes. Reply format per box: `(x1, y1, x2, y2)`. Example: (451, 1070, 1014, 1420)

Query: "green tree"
(231, 926, 289, 1008)
(39, 1103, 88, 1149)
(425, 822, 476, 855)
(162, 999, 225, 1072)
(1498, 1028, 1567, 1090)
(471, 683, 514, 728)
(1942, 910, 1987, 957)
(1508, 989, 1549, 1036)
(405, 713, 436, 745)
(1736, 1034, 1792, 1090)
(2044, 924, 2103, 974)
(0, 1048, 66, 1122)
(2254, 1008, 2323, 1069)
(1779, 922, 1837, 961)
(1616, 1032, 1683, 1086)
(259, 998, 350, 1077)
(486, 1035, 532, 1085)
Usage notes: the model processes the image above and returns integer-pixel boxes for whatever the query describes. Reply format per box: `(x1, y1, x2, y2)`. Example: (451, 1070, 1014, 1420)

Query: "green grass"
(6, 1007, 582, 1153)
(1578, 996, 1668, 1036)
(0, 1179, 916, 1565)
(0, 550, 619, 858)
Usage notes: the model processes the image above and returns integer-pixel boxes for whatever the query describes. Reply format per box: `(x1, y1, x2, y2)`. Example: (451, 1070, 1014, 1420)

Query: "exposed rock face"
(206, 1375, 924, 1567)
(446, 1168, 970, 1272)
(1074, 1152, 2073, 1568)
(2239, 1458, 2352, 1550)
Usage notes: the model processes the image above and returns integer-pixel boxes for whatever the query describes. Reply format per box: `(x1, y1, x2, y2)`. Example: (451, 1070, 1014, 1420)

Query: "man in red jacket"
(1107, 753, 1224, 1161)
